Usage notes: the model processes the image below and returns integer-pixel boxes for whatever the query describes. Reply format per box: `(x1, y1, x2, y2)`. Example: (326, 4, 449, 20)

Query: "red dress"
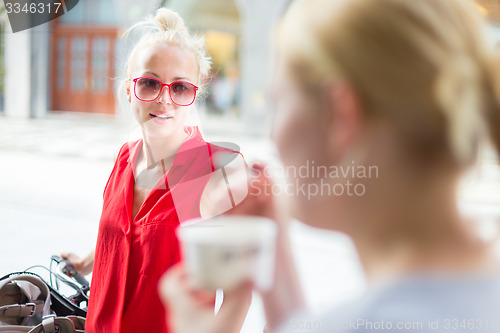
(86, 126, 232, 333)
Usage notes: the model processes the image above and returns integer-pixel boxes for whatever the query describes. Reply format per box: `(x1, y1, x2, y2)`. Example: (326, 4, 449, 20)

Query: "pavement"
(0, 111, 268, 161)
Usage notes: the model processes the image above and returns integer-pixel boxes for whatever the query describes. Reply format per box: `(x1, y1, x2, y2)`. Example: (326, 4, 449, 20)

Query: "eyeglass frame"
(130, 76, 199, 106)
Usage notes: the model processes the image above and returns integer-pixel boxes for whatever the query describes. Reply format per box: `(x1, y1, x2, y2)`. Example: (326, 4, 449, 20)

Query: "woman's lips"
(149, 113, 173, 120)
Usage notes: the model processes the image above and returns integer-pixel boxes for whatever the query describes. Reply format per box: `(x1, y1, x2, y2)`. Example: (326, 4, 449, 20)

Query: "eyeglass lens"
(134, 77, 196, 106)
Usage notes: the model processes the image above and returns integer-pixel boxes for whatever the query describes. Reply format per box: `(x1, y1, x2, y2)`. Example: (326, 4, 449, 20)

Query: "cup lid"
(177, 215, 278, 245)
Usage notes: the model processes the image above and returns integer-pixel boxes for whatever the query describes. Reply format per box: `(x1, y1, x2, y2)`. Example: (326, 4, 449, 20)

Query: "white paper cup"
(177, 215, 278, 291)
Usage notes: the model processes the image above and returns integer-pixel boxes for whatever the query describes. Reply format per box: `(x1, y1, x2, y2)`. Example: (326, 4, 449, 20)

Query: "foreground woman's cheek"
(274, 104, 302, 155)
(275, 110, 321, 166)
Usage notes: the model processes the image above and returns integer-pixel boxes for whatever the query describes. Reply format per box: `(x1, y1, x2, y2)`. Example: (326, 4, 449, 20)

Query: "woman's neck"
(350, 164, 496, 286)
(142, 128, 189, 168)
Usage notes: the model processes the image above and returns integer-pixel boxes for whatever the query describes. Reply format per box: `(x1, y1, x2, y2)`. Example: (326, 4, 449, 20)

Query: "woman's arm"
(162, 163, 307, 332)
(61, 249, 95, 276)
(200, 152, 249, 219)
(225, 163, 306, 331)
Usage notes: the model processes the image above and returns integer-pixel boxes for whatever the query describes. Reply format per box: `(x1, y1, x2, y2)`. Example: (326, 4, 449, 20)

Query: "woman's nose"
(156, 87, 173, 105)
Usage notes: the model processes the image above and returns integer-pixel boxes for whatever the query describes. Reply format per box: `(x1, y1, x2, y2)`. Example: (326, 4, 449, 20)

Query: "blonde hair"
(280, 0, 500, 165)
(123, 8, 211, 97)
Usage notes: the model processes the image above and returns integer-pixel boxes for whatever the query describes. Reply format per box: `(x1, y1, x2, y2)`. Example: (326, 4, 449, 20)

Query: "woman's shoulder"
(207, 142, 245, 168)
(208, 142, 240, 154)
(112, 139, 142, 163)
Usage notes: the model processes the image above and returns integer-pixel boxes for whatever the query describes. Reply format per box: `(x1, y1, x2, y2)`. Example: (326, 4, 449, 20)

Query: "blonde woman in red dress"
(62, 8, 250, 333)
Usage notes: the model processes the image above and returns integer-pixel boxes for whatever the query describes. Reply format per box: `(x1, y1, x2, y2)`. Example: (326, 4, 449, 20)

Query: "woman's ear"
(125, 80, 132, 103)
(324, 81, 363, 162)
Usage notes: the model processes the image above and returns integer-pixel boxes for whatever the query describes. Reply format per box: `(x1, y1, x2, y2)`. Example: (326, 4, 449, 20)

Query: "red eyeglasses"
(132, 77, 198, 106)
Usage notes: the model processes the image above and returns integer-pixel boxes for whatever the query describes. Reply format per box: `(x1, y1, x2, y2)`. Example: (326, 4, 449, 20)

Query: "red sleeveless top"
(86, 126, 229, 333)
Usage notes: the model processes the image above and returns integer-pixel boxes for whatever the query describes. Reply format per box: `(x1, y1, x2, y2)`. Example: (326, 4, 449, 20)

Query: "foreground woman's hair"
(280, 0, 500, 162)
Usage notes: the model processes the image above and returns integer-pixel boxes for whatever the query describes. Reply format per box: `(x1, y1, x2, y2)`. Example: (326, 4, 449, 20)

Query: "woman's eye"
(145, 79, 157, 88)
(173, 83, 188, 93)
(138, 78, 158, 90)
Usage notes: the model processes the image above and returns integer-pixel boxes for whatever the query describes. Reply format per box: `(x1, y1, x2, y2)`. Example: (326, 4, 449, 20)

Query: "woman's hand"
(61, 250, 94, 276)
(201, 160, 283, 222)
(226, 162, 283, 221)
(162, 163, 306, 332)
(160, 263, 252, 333)
(226, 162, 306, 331)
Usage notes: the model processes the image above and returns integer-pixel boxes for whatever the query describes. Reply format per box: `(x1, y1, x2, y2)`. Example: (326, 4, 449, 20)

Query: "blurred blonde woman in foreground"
(162, 0, 500, 332)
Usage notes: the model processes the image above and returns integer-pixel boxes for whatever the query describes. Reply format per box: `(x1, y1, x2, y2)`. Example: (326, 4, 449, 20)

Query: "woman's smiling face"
(128, 44, 199, 139)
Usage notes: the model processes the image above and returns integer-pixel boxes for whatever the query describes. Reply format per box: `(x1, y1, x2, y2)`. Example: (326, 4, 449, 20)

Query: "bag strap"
(27, 315, 85, 333)
(0, 275, 51, 326)
(42, 315, 57, 332)
(0, 302, 40, 319)
(0, 326, 32, 332)
(0, 316, 85, 333)
(64, 316, 85, 331)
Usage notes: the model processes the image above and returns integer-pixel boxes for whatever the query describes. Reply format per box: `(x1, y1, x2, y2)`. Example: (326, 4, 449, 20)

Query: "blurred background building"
(2, 0, 500, 135)
(0, 0, 292, 135)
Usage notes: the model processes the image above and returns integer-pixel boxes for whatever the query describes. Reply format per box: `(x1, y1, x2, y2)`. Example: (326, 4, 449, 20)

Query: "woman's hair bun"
(122, 7, 211, 97)
(154, 8, 188, 35)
